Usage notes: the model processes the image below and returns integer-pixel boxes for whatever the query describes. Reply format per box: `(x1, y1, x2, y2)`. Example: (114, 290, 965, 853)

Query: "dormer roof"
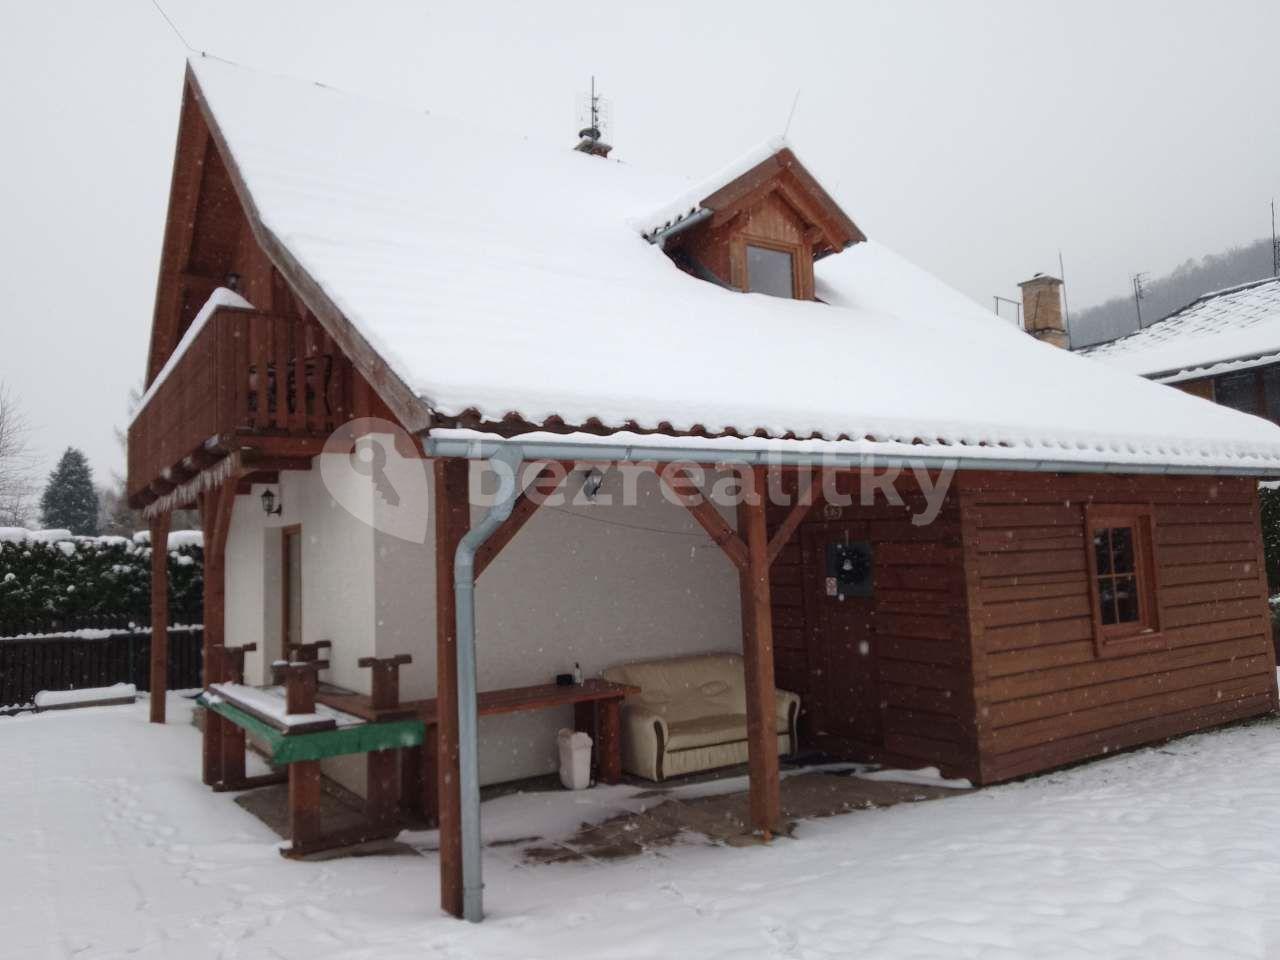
(638, 137, 864, 257)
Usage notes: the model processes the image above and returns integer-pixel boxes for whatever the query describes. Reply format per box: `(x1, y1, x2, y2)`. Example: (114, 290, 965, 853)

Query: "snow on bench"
(33, 683, 137, 711)
(208, 682, 363, 734)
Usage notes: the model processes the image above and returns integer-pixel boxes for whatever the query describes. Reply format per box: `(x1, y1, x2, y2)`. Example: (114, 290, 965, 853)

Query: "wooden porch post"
(737, 465, 782, 836)
(200, 483, 236, 787)
(434, 458, 470, 918)
(148, 512, 171, 724)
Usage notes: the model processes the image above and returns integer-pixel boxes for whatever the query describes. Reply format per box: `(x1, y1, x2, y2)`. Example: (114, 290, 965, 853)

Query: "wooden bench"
(318, 678, 638, 824)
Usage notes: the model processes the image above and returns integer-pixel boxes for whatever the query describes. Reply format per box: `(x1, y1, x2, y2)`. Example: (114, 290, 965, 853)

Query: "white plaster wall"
(378, 462, 743, 787)
(223, 485, 284, 687)
(222, 446, 743, 793)
(287, 458, 378, 697)
(373, 513, 436, 701)
(221, 460, 382, 796)
(223, 494, 267, 684)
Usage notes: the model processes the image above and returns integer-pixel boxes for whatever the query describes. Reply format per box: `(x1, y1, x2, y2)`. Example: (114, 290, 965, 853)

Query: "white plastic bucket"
(557, 728, 593, 790)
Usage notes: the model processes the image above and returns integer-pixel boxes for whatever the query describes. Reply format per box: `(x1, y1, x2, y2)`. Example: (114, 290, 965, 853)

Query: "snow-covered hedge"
(1261, 487, 1280, 593)
(0, 529, 203, 636)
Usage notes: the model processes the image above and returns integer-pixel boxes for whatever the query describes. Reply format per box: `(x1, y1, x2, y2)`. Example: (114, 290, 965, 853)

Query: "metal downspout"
(452, 444, 524, 923)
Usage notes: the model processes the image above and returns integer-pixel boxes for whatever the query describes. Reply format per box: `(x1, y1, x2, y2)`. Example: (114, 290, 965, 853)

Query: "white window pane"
(746, 245, 794, 298)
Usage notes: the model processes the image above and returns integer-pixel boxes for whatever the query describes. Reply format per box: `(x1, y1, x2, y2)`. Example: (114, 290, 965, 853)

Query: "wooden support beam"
(473, 463, 565, 578)
(737, 466, 783, 837)
(219, 643, 257, 786)
(199, 481, 238, 787)
(288, 760, 323, 850)
(766, 472, 822, 567)
(357, 654, 414, 717)
(149, 513, 171, 724)
(235, 456, 314, 473)
(366, 750, 400, 826)
(657, 465, 750, 571)
(433, 458, 470, 918)
(283, 660, 325, 715)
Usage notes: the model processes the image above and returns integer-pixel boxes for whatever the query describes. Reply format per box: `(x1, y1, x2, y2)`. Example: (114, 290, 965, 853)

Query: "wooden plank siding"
(766, 472, 981, 781)
(129, 99, 406, 509)
(957, 472, 1278, 784)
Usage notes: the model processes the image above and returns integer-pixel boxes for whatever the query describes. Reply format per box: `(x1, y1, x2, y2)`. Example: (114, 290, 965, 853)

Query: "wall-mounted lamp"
(260, 488, 283, 516)
(581, 468, 605, 502)
(225, 271, 241, 292)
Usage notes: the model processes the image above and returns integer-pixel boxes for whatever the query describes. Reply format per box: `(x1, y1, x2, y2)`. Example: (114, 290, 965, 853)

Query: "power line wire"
(148, 0, 196, 52)
(542, 502, 709, 541)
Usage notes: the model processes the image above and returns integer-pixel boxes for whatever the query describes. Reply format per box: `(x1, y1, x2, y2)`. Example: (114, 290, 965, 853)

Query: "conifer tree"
(39, 447, 99, 535)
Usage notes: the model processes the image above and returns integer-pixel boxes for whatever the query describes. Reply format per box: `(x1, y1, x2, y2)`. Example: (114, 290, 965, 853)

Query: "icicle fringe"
(143, 453, 241, 518)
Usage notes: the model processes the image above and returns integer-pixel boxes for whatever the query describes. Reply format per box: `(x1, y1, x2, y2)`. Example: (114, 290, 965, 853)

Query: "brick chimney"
(1018, 274, 1068, 348)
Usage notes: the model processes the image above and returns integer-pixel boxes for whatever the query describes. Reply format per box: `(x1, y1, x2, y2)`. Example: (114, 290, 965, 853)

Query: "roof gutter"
(1148, 348, 1280, 385)
(422, 433, 1280, 478)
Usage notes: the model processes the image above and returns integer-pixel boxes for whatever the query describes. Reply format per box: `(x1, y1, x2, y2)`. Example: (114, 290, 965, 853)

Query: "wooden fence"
(0, 628, 203, 712)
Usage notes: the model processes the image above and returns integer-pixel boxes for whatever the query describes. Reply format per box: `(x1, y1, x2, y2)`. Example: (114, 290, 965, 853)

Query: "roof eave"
(421, 428, 1280, 479)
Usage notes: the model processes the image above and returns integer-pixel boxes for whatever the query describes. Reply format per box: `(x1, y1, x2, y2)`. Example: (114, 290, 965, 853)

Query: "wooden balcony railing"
(128, 308, 354, 505)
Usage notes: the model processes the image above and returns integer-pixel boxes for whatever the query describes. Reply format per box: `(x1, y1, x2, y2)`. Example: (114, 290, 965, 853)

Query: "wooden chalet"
(129, 57, 1280, 921)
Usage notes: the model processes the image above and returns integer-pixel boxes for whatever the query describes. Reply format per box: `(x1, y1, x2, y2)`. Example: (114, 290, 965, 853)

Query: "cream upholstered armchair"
(602, 653, 800, 782)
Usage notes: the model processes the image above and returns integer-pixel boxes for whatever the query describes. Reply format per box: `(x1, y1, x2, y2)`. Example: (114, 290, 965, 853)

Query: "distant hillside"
(1071, 237, 1276, 348)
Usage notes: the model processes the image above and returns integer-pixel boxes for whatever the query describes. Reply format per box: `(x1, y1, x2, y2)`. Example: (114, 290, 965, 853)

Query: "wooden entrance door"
(282, 525, 302, 655)
(801, 520, 881, 751)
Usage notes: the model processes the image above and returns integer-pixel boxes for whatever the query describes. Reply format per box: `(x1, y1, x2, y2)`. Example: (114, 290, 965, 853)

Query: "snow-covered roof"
(1083, 277, 1280, 384)
(184, 56, 1280, 473)
(634, 135, 792, 239)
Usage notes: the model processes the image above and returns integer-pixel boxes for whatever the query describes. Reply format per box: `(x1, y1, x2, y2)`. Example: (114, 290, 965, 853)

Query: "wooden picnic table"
(317, 677, 639, 823)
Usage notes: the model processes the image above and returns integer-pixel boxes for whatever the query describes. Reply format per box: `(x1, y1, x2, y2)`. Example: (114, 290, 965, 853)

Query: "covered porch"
(419, 432, 967, 922)
(173, 430, 939, 921)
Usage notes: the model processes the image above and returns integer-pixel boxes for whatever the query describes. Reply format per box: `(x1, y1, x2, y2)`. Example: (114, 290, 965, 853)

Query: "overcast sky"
(2, 0, 1278, 492)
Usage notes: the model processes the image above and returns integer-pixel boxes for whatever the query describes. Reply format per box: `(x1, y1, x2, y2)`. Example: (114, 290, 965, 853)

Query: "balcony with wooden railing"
(127, 307, 355, 507)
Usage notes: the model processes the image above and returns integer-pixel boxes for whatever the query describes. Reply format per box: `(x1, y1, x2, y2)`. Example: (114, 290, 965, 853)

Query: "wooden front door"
(282, 525, 302, 655)
(801, 520, 881, 751)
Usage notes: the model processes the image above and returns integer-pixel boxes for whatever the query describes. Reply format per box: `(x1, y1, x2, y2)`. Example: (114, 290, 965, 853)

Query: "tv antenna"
(1272, 199, 1278, 278)
(1132, 272, 1148, 329)
(575, 76, 612, 158)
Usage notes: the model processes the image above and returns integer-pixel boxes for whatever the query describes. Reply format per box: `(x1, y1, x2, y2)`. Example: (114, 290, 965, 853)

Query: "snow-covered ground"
(4, 695, 1280, 959)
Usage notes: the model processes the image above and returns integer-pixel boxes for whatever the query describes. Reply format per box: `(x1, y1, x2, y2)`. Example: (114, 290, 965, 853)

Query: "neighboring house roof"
(179, 56, 1280, 473)
(1083, 277, 1280, 384)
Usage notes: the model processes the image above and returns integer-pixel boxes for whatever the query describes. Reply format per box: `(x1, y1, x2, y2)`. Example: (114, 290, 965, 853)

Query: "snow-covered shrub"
(0, 531, 202, 634)
(1260, 485, 1280, 593)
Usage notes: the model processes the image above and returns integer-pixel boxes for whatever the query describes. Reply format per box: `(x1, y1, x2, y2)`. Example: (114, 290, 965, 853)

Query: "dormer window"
(643, 144, 866, 304)
(745, 243, 796, 299)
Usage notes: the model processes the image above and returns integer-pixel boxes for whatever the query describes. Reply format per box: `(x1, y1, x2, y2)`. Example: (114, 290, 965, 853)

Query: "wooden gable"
(143, 67, 428, 433)
(661, 147, 865, 301)
(129, 69, 427, 509)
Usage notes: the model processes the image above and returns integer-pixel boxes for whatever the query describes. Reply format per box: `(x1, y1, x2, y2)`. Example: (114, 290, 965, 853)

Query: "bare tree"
(0, 383, 37, 526)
